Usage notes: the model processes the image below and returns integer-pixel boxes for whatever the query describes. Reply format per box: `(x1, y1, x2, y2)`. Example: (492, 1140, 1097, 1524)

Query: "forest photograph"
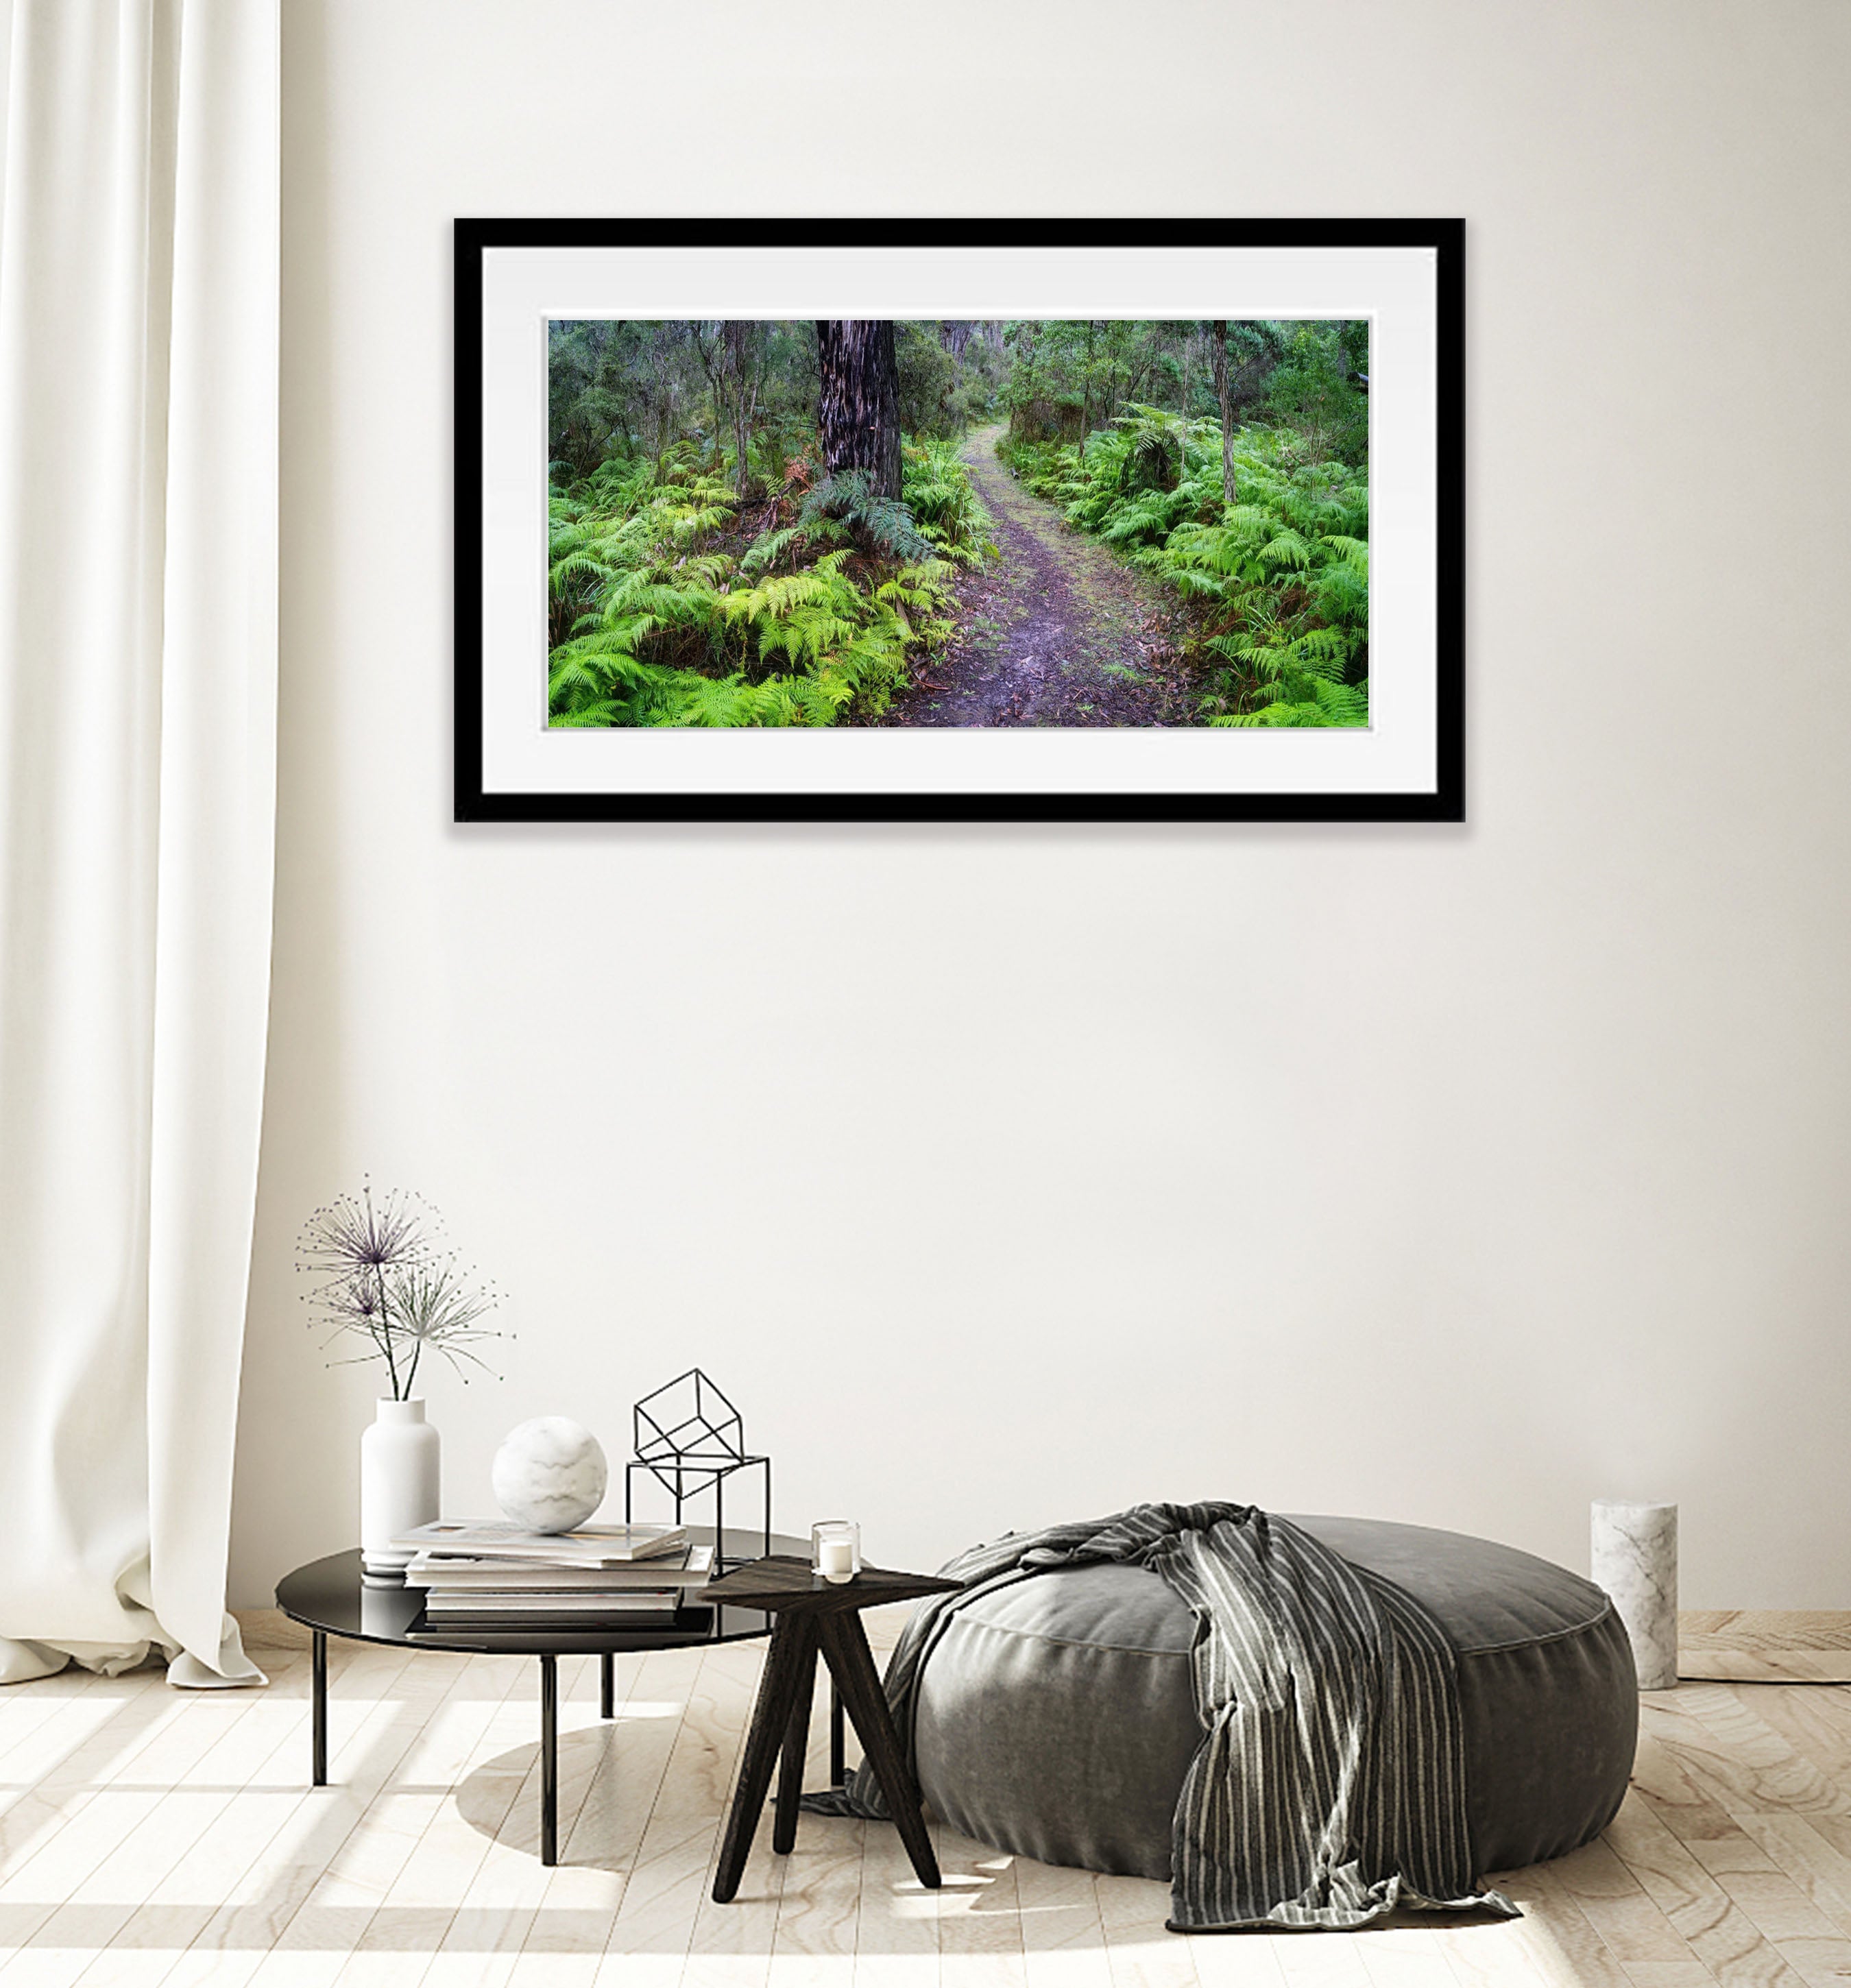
(546, 317, 1369, 731)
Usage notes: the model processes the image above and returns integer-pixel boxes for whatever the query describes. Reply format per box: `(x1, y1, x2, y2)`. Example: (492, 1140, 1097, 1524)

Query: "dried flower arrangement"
(296, 1183, 505, 1399)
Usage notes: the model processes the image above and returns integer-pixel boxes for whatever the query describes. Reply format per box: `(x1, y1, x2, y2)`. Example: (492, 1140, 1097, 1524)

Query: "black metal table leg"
(600, 1651, 614, 1721)
(829, 1677, 845, 1789)
(311, 1631, 328, 1786)
(540, 1653, 559, 1865)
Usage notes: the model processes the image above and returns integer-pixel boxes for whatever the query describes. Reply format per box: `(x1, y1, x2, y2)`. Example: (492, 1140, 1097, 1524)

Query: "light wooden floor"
(7, 1616, 1851, 1988)
(1680, 1617, 1851, 1684)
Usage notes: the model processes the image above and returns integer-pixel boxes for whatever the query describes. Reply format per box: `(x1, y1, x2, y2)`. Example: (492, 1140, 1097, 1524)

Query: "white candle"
(819, 1538, 855, 1582)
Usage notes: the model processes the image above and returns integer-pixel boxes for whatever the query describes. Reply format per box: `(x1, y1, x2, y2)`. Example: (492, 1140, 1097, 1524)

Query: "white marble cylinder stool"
(1591, 1499, 1678, 1690)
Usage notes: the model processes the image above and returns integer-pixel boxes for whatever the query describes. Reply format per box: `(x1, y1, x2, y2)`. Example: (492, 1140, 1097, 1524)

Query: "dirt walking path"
(882, 426, 1184, 727)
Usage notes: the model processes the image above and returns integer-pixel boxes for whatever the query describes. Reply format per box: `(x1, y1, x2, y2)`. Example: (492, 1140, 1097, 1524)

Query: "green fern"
(546, 406, 993, 728)
(740, 524, 808, 576)
(799, 471, 936, 563)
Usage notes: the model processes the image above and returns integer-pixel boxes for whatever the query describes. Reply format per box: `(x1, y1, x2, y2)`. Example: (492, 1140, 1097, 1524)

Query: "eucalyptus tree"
(1211, 319, 1237, 505)
(816, 319, 902, 498)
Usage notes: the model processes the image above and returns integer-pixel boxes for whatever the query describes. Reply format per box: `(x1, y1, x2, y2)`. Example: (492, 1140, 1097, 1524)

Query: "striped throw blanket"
(814, 1503, 1519, 1932)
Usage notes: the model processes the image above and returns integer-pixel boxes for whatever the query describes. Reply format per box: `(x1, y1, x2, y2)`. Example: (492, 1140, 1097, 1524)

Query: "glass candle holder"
(812, 1519, 860, 1585)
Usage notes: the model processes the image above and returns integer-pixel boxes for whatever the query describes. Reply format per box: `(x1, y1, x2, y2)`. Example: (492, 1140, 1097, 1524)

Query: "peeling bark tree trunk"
(1211, 319, 1237, 508)
(816, 319, 902, 500)
(939, 320, 974, 374)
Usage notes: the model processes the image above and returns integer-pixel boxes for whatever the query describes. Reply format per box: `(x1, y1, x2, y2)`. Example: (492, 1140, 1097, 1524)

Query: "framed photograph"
(455, 219, 1462, 823)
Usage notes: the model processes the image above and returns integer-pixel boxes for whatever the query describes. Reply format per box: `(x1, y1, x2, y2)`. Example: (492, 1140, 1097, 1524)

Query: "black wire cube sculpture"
(625, 1369, 771, 1571)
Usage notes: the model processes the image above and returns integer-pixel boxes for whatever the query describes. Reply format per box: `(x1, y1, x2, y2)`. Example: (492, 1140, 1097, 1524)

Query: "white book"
(422, 1590, 684, 1614)
(406, 1544, 713, 1590)
(392, 1518, 691, 1566)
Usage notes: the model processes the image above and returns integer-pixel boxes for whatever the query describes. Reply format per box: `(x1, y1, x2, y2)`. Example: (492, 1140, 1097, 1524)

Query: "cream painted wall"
(231, 0, 1851, 1610)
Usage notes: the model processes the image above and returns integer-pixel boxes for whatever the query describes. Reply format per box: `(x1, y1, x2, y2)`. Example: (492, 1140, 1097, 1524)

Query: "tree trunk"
(816, 320, 902, 500)
(1211, 319, 1237, 508)
(939, 320, 974, 374)
(723, 320, 755, 498)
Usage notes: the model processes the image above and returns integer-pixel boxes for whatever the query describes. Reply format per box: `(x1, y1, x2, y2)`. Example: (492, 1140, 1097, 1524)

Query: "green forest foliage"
(997, 320, 1369, 726)
(549, 319, 1006, 483)
(546, 434, 995, 728)
(546, 317, 1366, 729)
(547, 319, 1001, 728)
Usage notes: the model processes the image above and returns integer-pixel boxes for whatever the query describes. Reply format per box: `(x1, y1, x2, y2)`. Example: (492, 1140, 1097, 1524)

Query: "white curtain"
(0, 0, 278, 1686)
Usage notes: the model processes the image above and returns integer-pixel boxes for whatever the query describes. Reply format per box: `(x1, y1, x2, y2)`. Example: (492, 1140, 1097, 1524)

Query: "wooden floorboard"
(1680, 1614, 1851, 1685)
(3, 1617, 1851, 1987)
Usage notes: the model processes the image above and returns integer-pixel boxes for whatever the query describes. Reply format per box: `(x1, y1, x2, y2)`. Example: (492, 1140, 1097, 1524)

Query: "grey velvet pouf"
(911, 1514, 1637, 1883)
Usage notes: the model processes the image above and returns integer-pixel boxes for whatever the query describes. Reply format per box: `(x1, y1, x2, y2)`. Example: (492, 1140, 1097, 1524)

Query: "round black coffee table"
(277, 1526, 812, 1864)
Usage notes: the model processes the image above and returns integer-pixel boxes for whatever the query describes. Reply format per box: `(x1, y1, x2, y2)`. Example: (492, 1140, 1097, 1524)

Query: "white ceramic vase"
(360, 1398, 440, 1575)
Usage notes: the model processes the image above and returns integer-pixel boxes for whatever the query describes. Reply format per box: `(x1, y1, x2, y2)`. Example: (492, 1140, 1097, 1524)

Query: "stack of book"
(394, 1519, 712, 1627)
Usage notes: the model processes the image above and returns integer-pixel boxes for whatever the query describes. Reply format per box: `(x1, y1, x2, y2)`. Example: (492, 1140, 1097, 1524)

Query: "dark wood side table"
(702, 1555, 960, 1904)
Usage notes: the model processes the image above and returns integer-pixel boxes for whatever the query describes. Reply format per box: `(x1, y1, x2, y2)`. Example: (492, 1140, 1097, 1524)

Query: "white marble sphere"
(492, 1418, 608, 1533)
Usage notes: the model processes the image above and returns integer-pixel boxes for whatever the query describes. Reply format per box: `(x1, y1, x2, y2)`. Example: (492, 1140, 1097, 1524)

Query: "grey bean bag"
(911, 1514, 1636, 1882)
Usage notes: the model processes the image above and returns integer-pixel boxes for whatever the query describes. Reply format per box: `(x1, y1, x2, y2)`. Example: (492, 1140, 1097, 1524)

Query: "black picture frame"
(455, 219, 1464, 825)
